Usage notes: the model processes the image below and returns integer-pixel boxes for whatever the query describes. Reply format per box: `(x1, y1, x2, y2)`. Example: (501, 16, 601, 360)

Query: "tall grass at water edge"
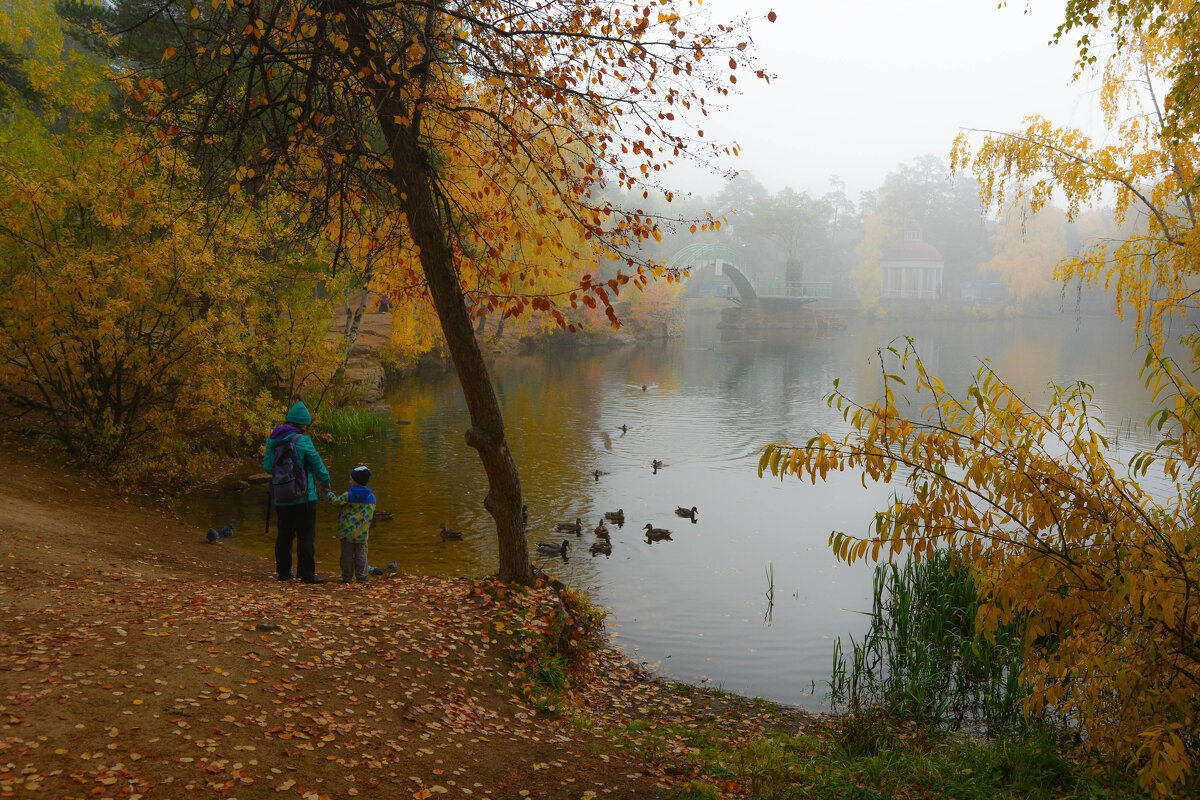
(829, 549, 1028, 736)
(314, 406, 389, 442)
(581, 547, 1140, 798)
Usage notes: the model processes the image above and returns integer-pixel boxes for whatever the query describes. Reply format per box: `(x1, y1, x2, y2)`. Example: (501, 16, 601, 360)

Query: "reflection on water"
(176, 311, 1165, 709)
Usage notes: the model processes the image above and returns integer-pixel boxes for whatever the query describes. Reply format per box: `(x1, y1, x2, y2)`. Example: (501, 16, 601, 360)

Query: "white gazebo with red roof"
(880, 229, 943, 300)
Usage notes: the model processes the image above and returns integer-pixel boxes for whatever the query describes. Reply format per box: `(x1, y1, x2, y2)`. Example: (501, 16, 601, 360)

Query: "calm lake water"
(177, 308, 1167, 710)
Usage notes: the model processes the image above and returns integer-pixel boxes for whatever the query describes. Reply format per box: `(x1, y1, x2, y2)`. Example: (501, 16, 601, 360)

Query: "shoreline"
(0, 432, 825, 799)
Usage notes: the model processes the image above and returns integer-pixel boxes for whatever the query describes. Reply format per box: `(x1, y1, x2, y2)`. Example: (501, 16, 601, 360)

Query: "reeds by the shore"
(830, 549, 1028, 735)
(315, 406, 388, 441)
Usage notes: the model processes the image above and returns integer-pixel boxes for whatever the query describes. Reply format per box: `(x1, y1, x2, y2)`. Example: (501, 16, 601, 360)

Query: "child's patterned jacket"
(325, 485, 376, 543)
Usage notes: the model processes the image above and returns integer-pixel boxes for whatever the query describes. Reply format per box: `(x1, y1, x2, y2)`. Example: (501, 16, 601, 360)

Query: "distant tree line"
(632, 154, 1123, 315)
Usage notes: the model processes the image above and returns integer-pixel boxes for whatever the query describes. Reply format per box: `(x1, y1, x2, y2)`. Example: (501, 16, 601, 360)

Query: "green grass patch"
(549, 547, 1152, 798)
(314, 406, 388, 442)
(667, 782, 721, 800)
(598, 707, 1144, 799)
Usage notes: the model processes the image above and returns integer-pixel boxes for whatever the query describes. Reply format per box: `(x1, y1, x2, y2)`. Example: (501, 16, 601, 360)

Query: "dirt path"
(0, 435, 822, 799)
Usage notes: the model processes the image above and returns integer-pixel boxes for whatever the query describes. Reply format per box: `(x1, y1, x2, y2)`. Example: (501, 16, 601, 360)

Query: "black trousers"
(275, 500, 317, 580)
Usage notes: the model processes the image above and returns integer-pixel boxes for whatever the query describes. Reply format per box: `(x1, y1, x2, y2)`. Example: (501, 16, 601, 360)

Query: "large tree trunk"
(386, 132, 532, 585)
(327, 0, 532, 584)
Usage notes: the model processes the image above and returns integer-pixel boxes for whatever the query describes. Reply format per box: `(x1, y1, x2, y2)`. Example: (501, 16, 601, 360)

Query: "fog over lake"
(182, 309, 1164, 709)
(667, 0, 1101, 200)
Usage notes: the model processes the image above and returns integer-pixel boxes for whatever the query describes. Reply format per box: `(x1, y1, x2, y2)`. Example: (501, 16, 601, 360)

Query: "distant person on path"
(325, 466, 377, 583)
(264, 401, 331, 584)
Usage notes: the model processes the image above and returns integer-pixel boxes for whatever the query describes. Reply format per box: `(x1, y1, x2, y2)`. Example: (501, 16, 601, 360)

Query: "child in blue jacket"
(325, 465, 376, 583)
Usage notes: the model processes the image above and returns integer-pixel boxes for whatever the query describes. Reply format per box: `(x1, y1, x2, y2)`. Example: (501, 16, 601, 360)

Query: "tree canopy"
(98, 0, 770, 582)
(0, 0, 352, 480)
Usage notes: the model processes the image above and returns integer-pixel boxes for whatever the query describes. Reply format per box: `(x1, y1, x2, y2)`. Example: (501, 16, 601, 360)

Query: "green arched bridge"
(666, 243, 832, 301)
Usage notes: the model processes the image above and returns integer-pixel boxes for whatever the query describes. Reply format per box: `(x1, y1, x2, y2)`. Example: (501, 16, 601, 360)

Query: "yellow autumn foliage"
(626, 278, 686, 331)
(292, 64, 638, 354)
(764, 5, 1200, 797)
(951, 23, 1198, 345)
(762, 339, 1200, 797)
(0, 116, 341, 482)
(851, 214, 894, 310)
(982, 200, 1069, 308)
(0, 0, 106, 116)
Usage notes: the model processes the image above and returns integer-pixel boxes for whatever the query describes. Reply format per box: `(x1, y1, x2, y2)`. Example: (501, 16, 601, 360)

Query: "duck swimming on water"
(675, 505, 698, 520)
(590, 540, 612, 556)
(555, 518, 583, 535)
(439, 523, 464, 540)
(603, 509, 624, 525)
(536, 539, 570, 556)
(594, 519, 610, 539)
(643, 523, 673, 541)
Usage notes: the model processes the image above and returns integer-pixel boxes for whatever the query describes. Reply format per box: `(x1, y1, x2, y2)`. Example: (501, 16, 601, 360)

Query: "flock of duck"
(433, 448, 700, 560)
(209, 411, 692, 572)
(532, 493, 698, 559)
(433, 410, 697, 561)
(435, 499, 698, 560)
(205, 522, 236, 543)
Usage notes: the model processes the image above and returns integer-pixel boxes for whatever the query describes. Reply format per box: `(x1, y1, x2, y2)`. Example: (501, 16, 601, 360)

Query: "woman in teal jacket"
(264, 401, 331, 583)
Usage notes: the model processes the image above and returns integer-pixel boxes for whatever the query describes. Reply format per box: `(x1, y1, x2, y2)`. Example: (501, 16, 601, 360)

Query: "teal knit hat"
(285, 401, 312, 425)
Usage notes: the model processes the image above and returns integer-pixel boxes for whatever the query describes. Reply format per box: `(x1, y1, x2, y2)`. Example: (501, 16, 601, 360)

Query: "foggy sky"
(670, 0, 1104, 200)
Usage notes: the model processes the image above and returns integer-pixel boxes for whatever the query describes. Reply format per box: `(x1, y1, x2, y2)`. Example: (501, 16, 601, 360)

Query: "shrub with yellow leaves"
(761, 338, 1200, 797)
(0, 113, 339, 482)
(761, 5, 1200, 794)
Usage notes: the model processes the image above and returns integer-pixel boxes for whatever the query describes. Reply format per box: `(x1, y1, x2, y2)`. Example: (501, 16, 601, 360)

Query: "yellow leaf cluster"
(953, 17, 1197, 347)
(981, 199, 1068, 307)
(938, 17, 1200, 788)
(0, 0, 106, 115)
(0, 111, 341, 483)
(122, 0, 759, 340)
(763, 337, 1200, 797)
